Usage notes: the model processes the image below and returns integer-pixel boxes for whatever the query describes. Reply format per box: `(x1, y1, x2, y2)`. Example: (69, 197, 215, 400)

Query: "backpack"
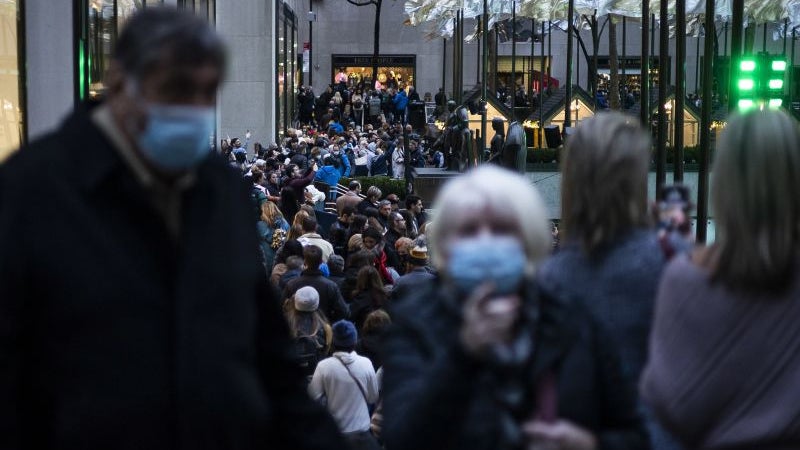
(251, 187, 268, 220)
(294, 331, 326, 378)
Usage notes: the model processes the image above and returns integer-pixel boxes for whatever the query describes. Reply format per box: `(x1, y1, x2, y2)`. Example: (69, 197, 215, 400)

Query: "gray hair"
(560, 112, 651, 255)
(114, 8, 226, 82)
(707, 109, 800, 292)
(427, 165, 551, 274)
(366, 186, 382, 200)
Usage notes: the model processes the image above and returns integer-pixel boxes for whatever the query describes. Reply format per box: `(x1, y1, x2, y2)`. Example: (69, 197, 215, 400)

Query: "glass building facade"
(276, 2, 297, 139)
(0, 0, 25, 163)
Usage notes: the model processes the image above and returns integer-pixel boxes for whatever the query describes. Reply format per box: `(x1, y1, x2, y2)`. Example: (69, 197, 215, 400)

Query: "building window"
(0, 0, 26, 163)
(178, 0, 215, 25)
(276, 2, 297, 139)
(331, 55, 416, 91)
(75, 0, 150, 102)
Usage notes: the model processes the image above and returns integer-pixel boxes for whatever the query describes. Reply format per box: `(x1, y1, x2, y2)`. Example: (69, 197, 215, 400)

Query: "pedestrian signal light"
(738, 79, 755, 91)
(735, 54, 788, 111)
(738, 99, 755, 110)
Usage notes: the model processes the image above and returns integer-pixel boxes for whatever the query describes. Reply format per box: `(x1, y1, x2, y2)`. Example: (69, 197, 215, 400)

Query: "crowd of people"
(4, 7, 800, 450)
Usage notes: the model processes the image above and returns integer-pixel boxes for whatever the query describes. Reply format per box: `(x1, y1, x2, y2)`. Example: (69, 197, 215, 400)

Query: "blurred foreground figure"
(382, 166, 649, 450)
(538, 113, 682, 449)
(0, 8, 343, 450)
(641, 109, 800, 449)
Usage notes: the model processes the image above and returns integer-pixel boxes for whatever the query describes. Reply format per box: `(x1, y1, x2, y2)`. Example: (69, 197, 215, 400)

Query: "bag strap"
(334, 354, 370, 406)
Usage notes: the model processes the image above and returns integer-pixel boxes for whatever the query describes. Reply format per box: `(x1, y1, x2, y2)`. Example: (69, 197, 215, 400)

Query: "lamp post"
(481, 0, 488, 162)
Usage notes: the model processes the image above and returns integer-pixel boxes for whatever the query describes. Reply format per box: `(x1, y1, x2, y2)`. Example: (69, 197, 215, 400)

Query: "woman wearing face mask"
(381, 166, 648, 450)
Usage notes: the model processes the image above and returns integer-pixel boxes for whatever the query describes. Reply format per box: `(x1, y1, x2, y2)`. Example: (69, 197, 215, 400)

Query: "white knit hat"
(294, 286, 320, 312)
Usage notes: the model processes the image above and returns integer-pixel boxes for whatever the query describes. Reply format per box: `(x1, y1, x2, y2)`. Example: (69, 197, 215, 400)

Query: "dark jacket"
(349, 289, 386, 332)
(382, 277, 649, 450)
(0, 102, 344, 450)
(284, 167, 316, 204)
(284, 269, 350, 323)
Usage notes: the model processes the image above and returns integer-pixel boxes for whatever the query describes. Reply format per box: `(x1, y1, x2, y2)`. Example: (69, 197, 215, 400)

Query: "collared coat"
(0, 102, 344, 450)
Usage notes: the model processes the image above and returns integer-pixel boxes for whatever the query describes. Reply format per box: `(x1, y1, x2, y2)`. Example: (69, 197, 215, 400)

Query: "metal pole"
(443, 38, 447, 102)
(622, 17, 626, 89)
(548, 21, 552, 80)
(530, 19, 535, 107)
(482, 0, 488, 161)
(454, 13, 459, 104)
(724, 21, 728, 56)
(640, 5, 650, 126)
(460, 10, 465, 103)
(729, 0, 743, 113)
(675, 0, 686, 183)
(784, 18, 789, 56)
(763, 22, 768, 52)
(657, 0, 669, 193)
(494, 26, 499, 94)
(695, 34, 700, 94)
(308, 0, 313, 86)
(511, 1, 517, 118)
(793, 28, 797, 106)
(565, 0, 574, 128)
(698, 4, 715, 244)
(540, 20, 545, 147)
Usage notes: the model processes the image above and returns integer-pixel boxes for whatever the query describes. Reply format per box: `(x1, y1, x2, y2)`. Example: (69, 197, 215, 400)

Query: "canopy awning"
(405, 0, 800, 38)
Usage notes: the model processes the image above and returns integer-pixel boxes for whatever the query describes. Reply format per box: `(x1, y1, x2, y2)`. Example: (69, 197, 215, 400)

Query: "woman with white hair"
(641, 109, 800, 449)
(381, 166, 648, 450)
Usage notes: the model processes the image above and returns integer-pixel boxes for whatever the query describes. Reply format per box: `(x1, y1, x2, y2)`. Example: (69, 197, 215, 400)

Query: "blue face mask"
(447, 235, 527, 296)
(137, 104, 215, 172)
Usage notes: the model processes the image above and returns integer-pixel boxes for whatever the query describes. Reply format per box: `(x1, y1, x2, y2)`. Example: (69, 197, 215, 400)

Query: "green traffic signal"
(740, 60, 757, 72)
(738, 99, 755, 110)
(772, 60, 787, 71)
(738, 79, 755, 91)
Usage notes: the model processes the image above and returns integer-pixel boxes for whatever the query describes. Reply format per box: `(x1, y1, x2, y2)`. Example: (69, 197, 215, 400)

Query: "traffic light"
(767, 57, 787, 108)
(735, 54, 787, 111)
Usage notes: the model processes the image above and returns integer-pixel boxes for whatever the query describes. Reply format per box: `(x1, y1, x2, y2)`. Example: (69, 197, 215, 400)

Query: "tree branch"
(599, 16, 609, 40)
(572, 25, 590, 62)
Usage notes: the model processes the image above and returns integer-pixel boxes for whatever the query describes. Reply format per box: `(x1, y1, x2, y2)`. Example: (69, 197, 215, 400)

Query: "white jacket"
(308, 351, 379, 433)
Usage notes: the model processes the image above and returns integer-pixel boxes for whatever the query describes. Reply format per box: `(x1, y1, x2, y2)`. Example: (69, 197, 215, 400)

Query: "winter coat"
(284, 269, 349, 323)
(382, 277, 649, 450)
(0, 101, 344, 450)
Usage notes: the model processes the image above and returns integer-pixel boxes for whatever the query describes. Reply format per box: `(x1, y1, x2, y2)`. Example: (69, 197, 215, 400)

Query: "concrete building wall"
(26, 0, 74, 140)
(216, 0, 280, 147)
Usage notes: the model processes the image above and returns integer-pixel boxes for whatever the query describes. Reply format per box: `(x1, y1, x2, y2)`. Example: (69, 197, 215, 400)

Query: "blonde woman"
(257, 201, 289, 272)
(642, 109, 800, 449)
(286, 210, 309, 241)
(537, 112, 676, 448)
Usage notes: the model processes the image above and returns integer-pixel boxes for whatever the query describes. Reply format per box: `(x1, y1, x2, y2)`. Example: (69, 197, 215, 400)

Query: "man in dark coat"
(0, 9, 343, 450)
(283, 246, 349, 323)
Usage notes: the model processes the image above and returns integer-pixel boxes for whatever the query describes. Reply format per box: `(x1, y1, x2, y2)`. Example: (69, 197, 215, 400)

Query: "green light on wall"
(769, 98, 783, 108)
(740, 59, 757, 72)
(769, 79, 784, 90)
(738, 79, 755, 91)
(772, 60, 787, 71)
(78, 41, 86, 100)
(738, 99, 755, 110)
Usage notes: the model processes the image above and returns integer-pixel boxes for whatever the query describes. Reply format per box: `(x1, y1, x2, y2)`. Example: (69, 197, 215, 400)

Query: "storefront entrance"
(331, 54, 416, 90)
